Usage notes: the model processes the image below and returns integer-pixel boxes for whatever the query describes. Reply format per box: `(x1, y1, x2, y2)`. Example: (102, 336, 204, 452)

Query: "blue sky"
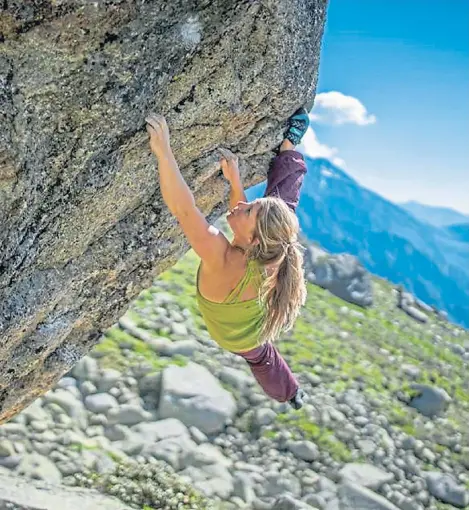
(300, 0, 469, 213)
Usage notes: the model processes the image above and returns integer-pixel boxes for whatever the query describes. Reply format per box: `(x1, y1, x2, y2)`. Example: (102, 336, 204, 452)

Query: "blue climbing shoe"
(289, 388, 306, 410)
(285, 107, 310, 146)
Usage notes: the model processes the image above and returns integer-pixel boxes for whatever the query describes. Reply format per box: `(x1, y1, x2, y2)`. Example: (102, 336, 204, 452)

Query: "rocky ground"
(1, 245, 469, 510)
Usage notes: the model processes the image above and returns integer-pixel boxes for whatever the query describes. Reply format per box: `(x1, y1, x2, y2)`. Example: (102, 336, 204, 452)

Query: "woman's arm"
(220, 148, 247, 209)
(152, 141, 195, 217)
(228, 173, 247, 210)
(146, 113, 230, 267)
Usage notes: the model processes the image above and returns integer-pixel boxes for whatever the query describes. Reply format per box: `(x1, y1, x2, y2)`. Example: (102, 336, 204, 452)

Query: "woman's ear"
(250, 237, 260, 246)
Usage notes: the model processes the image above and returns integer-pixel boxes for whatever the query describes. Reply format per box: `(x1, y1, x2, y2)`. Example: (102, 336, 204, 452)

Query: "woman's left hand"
(219, 148, 240, 183)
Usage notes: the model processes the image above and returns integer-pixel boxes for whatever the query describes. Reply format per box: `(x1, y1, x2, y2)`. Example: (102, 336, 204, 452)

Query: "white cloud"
(297, 127, 346, 168)
(310, 91, 377, 126)
(296, 91, 376, 169)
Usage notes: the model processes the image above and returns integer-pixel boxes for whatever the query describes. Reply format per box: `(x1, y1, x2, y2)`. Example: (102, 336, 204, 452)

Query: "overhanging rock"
(0, 0, 328, 423)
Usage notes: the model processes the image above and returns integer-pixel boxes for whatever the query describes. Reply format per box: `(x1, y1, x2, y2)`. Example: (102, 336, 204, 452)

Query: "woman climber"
(146, 108, 310, 409)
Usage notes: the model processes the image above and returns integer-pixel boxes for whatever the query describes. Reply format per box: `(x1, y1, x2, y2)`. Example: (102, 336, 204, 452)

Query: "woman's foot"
(282, 107, 310, 148)
(289, 388, 306, 410)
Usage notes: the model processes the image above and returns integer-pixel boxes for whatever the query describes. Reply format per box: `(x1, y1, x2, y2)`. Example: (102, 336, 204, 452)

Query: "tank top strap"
(223, 260, 257, 304)
(251, 260, 265, 287)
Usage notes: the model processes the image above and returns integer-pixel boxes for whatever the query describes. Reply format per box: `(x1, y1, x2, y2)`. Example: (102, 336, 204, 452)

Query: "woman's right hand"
(146, 113, 171, 156)
(219, 148, 240, 183)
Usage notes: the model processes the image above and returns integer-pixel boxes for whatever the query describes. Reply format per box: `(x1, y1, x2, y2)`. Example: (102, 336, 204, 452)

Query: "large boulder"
(423, 471, 469, 508)
(397, 288, 429, 323)
(334, 482, 401, 510)
(158, 362, 236, 434)
(0, 472, 127, 510)
(339, 463, 394, 491)
(16, 453, 63, 485)
(306, 251, 373, 307)
(0, 0, 328, 423)
(408, 384, 452, 417)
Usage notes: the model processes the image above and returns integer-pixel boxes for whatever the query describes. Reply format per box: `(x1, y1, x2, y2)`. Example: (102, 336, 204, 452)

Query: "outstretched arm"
(146, 113, 230, 267)
(220, 148, 247, 209)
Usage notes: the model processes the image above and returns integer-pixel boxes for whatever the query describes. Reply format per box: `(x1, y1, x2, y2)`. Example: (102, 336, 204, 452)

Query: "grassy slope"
(94, 245, 469, 506)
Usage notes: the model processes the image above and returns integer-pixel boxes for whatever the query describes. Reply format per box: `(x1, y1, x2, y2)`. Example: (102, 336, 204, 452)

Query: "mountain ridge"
(399, 200, 469, 227)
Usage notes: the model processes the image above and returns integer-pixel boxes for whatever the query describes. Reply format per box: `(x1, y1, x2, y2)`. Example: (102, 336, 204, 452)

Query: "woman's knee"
(239, 343, 271, 366)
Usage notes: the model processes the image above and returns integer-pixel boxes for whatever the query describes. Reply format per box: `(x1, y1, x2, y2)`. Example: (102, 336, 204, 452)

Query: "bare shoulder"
(223, 245, 249, 271)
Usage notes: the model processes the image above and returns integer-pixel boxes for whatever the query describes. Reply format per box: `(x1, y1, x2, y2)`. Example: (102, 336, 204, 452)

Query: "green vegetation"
(277, 410, 353, 462)
(90, 231, 469, 506)
(70, 460, 214, 510)
(281, 277, 469, 433)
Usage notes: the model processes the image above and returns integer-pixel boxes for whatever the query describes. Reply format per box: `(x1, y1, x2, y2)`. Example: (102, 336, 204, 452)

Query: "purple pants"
(236, 150, 307, 402)
(263, 150, 307, 212)
(238, 343, 298, 402)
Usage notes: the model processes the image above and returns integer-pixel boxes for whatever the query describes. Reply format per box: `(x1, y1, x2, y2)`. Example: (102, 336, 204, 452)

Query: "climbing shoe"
(289, 388, 306, 410)
(285, 107, 310, 146)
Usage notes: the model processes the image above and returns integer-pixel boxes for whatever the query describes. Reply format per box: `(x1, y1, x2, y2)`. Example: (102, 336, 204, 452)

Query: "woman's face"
(227, 200, 261, 246)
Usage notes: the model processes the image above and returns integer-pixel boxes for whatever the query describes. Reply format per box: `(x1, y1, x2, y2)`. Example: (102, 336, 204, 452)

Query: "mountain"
(247, 157, 469, 327)
(399, 200, 469, 227)
(445, 223, 469, 243)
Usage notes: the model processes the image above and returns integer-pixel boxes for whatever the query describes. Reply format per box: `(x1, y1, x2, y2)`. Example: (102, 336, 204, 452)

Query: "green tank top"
(196, 259, 266, 353)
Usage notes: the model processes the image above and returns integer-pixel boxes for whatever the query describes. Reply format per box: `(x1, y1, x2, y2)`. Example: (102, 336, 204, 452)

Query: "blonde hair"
(247, 197, 307, 342)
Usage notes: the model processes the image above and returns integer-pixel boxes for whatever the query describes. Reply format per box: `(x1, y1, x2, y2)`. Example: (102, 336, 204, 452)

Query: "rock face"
(0, 0, 328, 423)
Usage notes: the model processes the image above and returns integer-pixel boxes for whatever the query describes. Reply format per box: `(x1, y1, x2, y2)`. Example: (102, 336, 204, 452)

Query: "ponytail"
(258, 240, 306, 342)
(247, 197, 307, 343)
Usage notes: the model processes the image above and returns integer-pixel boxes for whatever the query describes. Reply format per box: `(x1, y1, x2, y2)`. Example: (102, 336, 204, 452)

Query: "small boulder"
(273, 493, 316, 509)
(84, 393, 119, 415)
(107, 404, 151, 426)
(131, 418, 189, 443)
(71, 357, 99, 382)
(143, 435, 197, 471)
(96, 369, 122, 393)
(0, 440, 15, 458)
(219, 367, 253, 391)
(403, 305, 428, 323)
(287, 440, 319, 462)
(254, 408, 277, 427)
(165, 340, 199, 357)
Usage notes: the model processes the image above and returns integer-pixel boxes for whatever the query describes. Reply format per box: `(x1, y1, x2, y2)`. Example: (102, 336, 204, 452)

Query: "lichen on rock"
(0, 0, 328, 423)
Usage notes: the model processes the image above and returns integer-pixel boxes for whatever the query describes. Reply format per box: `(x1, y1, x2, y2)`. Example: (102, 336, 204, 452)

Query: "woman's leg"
(264, 108, 310, 212)
(237, 342, 299, 403)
